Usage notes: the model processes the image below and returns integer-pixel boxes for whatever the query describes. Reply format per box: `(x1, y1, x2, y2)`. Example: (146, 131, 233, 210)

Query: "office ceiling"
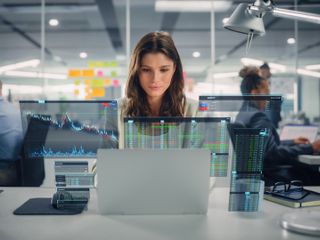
(0, 0, 320, 86)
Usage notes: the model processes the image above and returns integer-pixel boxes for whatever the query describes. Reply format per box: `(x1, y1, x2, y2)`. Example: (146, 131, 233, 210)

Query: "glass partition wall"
(0, 0, 319, 121)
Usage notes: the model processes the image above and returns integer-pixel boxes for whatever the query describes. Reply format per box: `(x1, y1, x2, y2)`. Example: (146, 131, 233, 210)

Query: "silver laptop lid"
(97, 149, 211, 215)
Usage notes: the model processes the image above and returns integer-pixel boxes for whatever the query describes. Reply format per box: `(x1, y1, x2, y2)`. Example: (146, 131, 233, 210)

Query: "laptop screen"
(124, 116, 230, 177)
(19, 100, 118, 159)
(280, 125, 318, 142)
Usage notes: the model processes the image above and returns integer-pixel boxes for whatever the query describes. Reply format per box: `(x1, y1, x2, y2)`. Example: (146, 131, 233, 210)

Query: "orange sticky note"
(92, 87, 105, 97)
(85, 94, 92, 100)
(105, 78, 111, 86)
(68, 69, 81, 78)
(84, 79, 91, 85)
(82, 69, 94, 78)
(85, 86, 91, 93)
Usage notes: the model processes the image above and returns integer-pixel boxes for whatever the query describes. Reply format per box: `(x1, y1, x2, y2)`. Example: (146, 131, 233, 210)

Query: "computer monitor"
(19, 100, 118, 186)
(228, 127, 268, 212)
(199, 95, 282, 113)
(123, 116, 230, 177)
(19, 100, 118, 159)
(198, 95, 282, 186)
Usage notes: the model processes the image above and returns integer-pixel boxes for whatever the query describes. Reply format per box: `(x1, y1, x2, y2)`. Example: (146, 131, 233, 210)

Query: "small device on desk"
(51, 188, 89, 209)
(51, 160, 92, 210)
(280, 211, 320, 237)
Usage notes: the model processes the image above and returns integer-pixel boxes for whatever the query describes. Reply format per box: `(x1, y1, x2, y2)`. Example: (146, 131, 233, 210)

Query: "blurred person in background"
(0, 80, 23, 185)
(259, 62, 282, 129)
(236, 69, 320, 186)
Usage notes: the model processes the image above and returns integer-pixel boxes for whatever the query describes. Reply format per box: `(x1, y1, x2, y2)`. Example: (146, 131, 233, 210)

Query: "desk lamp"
(224, 0, 320, 36)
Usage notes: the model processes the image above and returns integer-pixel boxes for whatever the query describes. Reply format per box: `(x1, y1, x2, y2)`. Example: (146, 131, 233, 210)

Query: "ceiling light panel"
(0, 59, 40, 73)
(155, 1, 232, 12)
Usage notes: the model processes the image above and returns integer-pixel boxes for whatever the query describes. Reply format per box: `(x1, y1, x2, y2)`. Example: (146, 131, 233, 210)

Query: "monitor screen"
(199, 95, 282, 112)
(124, 117, 230, 177)
(19, 100, 118, 158)
(228, 127, 268, 212)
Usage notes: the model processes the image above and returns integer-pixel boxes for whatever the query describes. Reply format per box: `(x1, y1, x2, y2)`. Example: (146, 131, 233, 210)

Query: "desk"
(0, 187, 319, 240)
(298, 155, 320, 165)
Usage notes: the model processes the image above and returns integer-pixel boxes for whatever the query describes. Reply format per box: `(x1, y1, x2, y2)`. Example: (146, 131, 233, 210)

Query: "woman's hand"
(293, 137, 310, 145)
(312, 139, 320, 153)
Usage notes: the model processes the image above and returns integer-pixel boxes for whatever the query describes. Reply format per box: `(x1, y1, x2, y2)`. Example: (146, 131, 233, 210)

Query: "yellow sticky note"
(88, 61, 95, 68)
(96, 62, 104, 68)
(74, 89, 80, 96)
(111, 71, 117, 77)
(74, 79, 81, 86)
(92, 79, 104, 87)
(110, 61, 118, 68)
(104, 61, 110, 68)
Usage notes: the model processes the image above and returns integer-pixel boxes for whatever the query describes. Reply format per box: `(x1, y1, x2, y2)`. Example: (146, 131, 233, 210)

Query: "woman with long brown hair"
(120, 31, 197, 117)
(115, 31, 198, 148)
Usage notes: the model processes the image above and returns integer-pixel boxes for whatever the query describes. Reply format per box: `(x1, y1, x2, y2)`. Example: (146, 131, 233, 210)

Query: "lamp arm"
(272, 7, 320, 24)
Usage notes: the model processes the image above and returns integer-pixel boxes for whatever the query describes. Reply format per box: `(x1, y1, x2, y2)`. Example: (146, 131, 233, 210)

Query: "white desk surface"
(0, 187, 319, 240)
(298, 154, 320, 165)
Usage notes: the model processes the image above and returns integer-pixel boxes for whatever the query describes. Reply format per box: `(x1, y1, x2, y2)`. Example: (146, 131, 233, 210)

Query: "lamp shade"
(224, 3, 265, 36)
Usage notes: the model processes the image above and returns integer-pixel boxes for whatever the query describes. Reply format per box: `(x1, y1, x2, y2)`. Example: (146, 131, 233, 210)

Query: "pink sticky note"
(113, 79, 119, 87)
(97, 70, 104, 77)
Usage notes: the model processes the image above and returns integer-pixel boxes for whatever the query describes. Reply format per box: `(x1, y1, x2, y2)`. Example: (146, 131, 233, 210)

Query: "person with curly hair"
(236, 69, 320, 185)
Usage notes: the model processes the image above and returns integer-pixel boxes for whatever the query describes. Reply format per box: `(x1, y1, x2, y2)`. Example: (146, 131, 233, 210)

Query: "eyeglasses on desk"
(265, 180, 310, 201)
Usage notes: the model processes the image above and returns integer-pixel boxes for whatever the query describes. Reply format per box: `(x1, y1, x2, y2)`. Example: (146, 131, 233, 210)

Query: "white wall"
(301, 77, 320, 121)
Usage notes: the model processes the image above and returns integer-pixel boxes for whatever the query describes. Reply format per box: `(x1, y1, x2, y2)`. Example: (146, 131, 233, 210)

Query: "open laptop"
(280, 125, 318, 142)
(97, 149, 211, 215)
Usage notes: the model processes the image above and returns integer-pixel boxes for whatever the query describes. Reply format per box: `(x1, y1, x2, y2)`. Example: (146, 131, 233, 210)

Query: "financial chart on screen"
(198, 95, 282, 181)
(228, 128, 268, 212)
(124, 117, 230, 177)
(20, 100, 118, 158)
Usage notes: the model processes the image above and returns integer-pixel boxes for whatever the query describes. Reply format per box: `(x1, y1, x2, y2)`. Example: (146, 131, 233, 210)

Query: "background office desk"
(0, 187, 319, 240)
(298, 155, 320, 173)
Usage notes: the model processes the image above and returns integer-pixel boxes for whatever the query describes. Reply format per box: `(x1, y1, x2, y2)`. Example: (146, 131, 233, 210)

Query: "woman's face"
(139, 52, 175, 102)
(257, 79, 270, 95)
(251, 79, 270, 110)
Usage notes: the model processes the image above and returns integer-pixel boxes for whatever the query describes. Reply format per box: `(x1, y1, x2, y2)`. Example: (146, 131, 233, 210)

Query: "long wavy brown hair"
(124, 31, 186, 117)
